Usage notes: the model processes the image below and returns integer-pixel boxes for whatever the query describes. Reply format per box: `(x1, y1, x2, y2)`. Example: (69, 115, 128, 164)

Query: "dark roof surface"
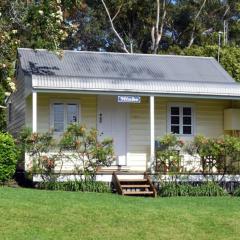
(18, 48, 234, 84)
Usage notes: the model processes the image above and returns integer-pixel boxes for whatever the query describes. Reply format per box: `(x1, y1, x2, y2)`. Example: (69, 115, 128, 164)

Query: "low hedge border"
(158, 182, 228, 197)
(37, 180, 111, 193)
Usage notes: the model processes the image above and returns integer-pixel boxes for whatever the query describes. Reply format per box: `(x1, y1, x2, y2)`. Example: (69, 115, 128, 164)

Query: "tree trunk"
(187, 0, 207, 48)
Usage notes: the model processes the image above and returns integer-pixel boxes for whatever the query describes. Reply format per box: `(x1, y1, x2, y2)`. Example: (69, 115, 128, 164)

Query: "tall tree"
(0, 0, 69, 130)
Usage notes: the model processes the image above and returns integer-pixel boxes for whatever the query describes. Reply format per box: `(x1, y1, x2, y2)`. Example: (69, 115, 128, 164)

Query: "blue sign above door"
(117, 96, 141, 103)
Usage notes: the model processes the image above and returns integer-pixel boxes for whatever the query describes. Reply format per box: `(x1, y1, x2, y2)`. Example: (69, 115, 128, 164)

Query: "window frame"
(167, 103, 195, 136)
(50, 99, 81, 133)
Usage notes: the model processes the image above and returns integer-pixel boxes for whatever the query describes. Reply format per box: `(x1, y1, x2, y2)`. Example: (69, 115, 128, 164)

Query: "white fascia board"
(32, 86, 240, 100)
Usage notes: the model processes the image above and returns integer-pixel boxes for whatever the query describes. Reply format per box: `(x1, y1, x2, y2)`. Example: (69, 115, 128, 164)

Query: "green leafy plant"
(19, 130, 62, 182)
(0, 132, 18, 183)
(233, 187, 240, 197)
(38, 180, 110, 193)
(20, 124, 114, 182)
(155, 134, 184, 173)
(185, 135, 240, 177)
(59, 124, 114, 180)
(159, 182, 227, 197)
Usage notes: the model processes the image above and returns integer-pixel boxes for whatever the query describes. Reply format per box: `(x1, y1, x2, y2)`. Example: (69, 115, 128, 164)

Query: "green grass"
(0, 187, 240, 240)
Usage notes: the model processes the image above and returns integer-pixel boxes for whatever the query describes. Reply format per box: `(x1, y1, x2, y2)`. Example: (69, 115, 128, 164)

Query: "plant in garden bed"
(20, 129, 61, 182)
(155, 134, 184, 174)
(59, 124, 114, 181)
(159, 182, 227, 197)
(185, 135, 240, 181)
(0, 132, 19, 184)
(37, 180, 110, 193)
(20, 124, 115, 184)
(233, 186, 240, 197)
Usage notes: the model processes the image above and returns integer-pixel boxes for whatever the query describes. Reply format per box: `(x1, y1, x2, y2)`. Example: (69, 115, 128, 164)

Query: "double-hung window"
(52, 102, 79, 133)
(168, 105, 194, 135)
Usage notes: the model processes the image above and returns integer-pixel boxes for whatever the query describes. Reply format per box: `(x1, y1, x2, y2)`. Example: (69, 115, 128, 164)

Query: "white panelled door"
(97, 96, 128, 166)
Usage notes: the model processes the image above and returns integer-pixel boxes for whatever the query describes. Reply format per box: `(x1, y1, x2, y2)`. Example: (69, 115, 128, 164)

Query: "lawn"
(0, 187, 240, 240)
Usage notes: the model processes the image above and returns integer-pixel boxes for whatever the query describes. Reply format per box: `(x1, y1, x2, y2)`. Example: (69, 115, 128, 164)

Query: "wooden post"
(32, 90, 37, 132)
(150, 95, 155, 172)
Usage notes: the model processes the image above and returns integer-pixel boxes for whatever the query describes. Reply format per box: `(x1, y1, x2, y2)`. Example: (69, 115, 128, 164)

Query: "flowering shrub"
(155, 134, 240, 176)
(59, 124, 114, 180)
(155, 134, 184, 173)
(20, 124, 114, 182)
(23, 0, 68, 50)
(185, 135, 240, 174)
(20, 130, 59, 181)
(0, 0, 71, 129)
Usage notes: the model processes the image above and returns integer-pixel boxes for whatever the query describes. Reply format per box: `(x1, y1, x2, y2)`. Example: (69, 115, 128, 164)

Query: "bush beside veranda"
(0, 132, 18, 183)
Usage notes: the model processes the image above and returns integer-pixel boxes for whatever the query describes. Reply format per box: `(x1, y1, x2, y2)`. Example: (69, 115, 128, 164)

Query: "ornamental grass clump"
(159, 182, 227, 197)
(38, 180, 110, 193)
(233, 187, 240, 197)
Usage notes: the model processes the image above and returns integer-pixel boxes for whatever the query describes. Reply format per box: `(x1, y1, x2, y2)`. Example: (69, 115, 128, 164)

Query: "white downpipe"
(32, 90, 37, 132)
(150, 95, 155, 172)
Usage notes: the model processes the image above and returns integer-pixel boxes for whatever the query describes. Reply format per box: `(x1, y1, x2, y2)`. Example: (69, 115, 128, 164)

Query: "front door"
(97, 96, 128, 165)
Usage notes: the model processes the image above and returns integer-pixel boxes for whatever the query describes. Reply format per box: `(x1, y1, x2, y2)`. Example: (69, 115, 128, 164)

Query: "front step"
(123, 191, 154, 195)
(119, 179, 148, 182)
(112, 172, 157, 197)
(121, 184, 150, 188)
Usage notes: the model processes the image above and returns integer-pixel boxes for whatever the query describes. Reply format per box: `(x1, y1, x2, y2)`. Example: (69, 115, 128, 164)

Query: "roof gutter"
(31, 87, 240, 100)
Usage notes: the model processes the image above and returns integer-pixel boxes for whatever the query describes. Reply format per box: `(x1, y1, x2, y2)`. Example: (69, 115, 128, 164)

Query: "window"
(168, 105, 194, 135)
(52, 102, 79, 132)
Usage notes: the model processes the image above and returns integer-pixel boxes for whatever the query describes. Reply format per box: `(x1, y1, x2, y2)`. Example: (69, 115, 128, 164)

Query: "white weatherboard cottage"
(7, 48, 240, 180)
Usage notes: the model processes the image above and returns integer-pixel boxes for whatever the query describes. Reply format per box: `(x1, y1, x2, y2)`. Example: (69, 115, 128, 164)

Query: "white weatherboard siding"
(26, 93, 97, 131)
(24, 93, 234, 172)
(155, 98, 232, 138)
(7, 66, 26, 136)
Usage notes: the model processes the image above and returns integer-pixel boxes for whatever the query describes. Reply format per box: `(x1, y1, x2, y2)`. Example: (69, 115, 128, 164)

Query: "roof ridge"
(17, 48, 214, 60)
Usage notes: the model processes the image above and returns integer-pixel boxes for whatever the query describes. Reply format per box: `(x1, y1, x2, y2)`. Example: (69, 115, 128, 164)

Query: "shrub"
(159, 182, 227, 197)
(38, 180, 110, 193)
(19, 130, 59, 182)
(0, 132, 18, 183)
(233, 187, 240, 197)
(184, 135, 240, 174)
(155, 134, 184, 173)
(20, 124, 115, 182)
(59, 124, 114, 180)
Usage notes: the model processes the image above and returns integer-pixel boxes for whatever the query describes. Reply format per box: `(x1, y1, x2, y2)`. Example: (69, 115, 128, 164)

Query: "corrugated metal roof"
(18, 48, 240, 98)
(32, 75, 240, 97)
